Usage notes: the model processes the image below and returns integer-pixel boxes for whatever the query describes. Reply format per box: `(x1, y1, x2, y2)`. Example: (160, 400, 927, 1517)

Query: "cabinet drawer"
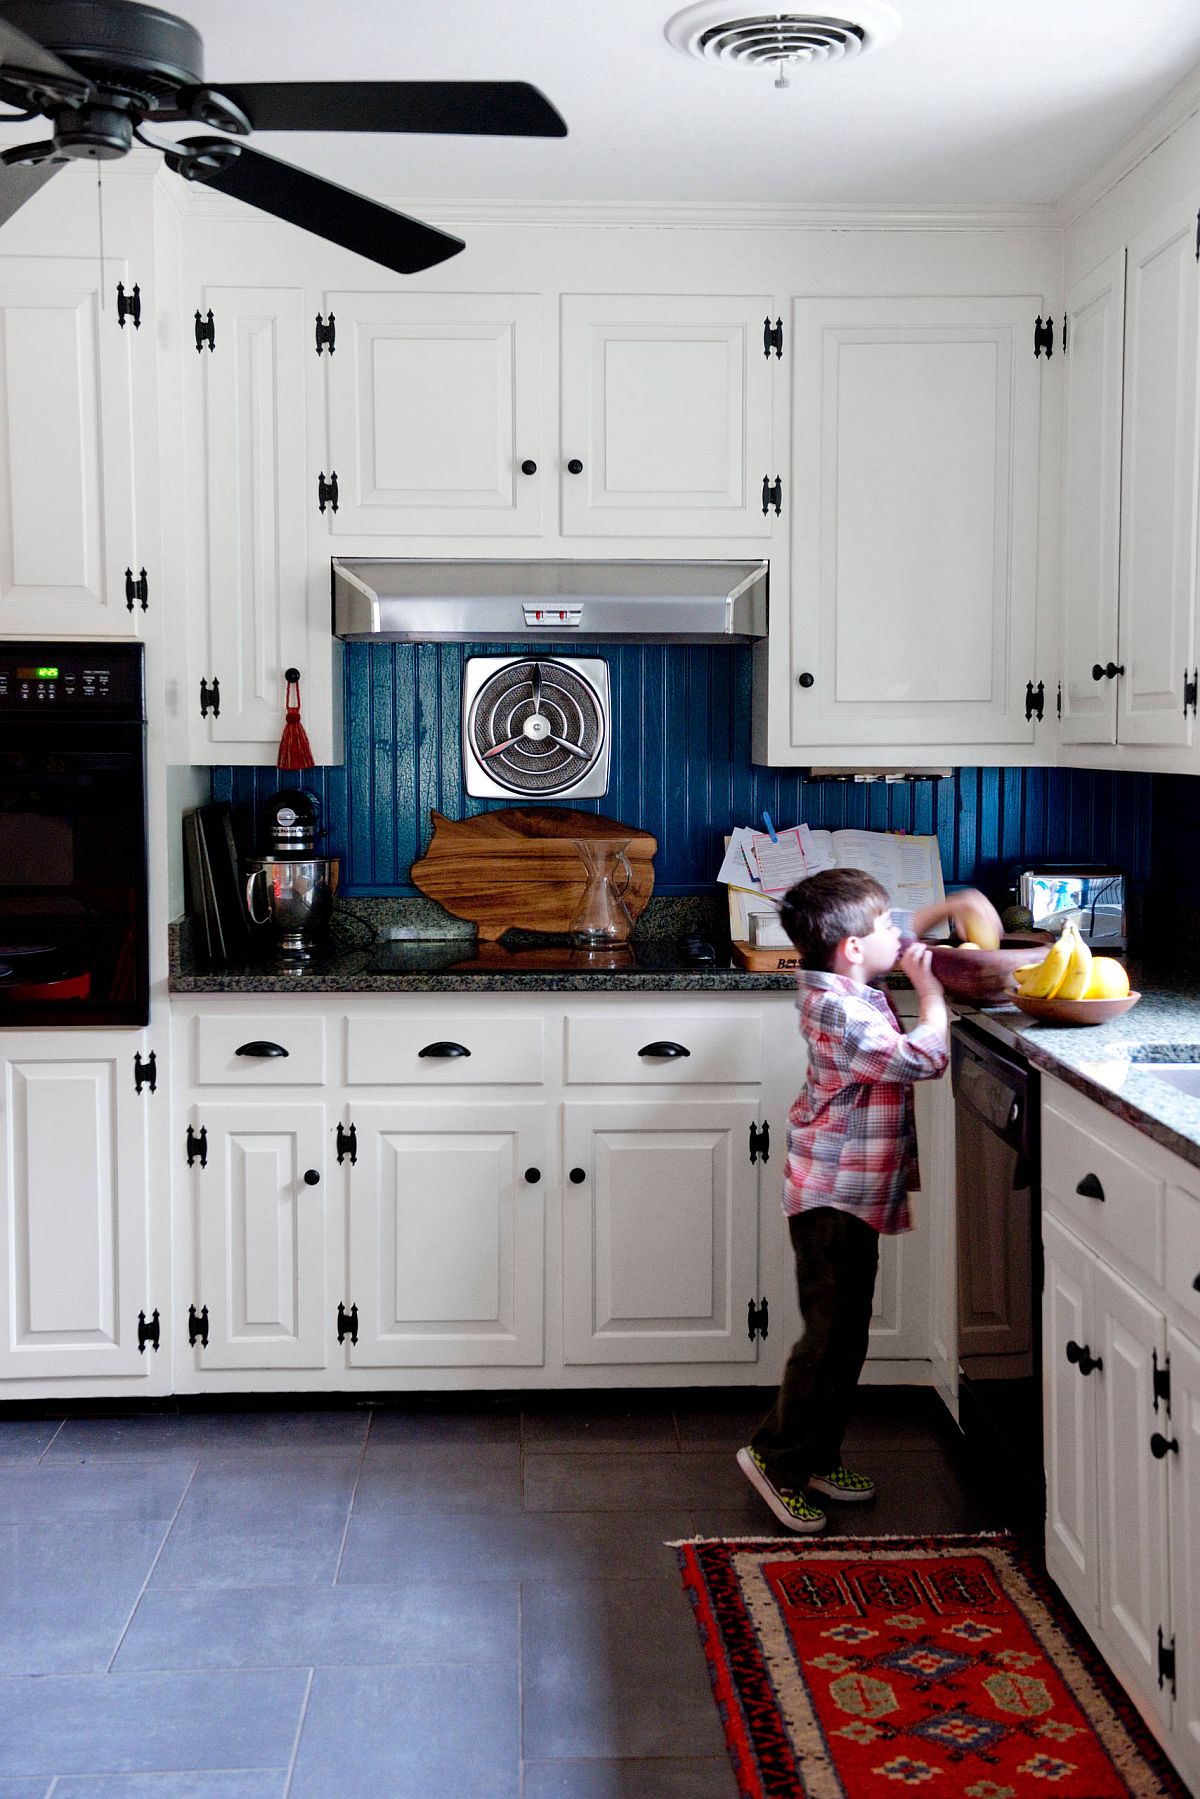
(1165, 1184, 1200, 1330)
(565, 1011, 762, 1085)
(1041, 1101, 1164, 1282)
(192, 1015, 328, 1085)
(345, 1014, 543, 1085)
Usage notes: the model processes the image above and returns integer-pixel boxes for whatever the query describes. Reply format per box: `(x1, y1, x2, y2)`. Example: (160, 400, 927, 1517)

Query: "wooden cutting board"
(411, 808, 657, 939)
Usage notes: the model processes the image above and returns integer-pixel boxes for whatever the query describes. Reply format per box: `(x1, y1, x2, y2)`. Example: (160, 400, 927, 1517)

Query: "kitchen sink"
(1128, 1046, 1200, 1097)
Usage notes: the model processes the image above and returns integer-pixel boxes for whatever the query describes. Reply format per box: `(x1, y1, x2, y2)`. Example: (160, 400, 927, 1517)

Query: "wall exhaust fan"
(463, 656, 610, 801)
(665, 2, 900, 85)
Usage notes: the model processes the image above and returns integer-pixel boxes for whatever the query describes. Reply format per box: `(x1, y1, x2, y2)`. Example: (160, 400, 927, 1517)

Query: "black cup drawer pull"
(235, 1040, 289, 1059)
(418, 1041, 471, 1058)
(1075, 1171, 1105, 1201)
(638, 1041, 691, 1059)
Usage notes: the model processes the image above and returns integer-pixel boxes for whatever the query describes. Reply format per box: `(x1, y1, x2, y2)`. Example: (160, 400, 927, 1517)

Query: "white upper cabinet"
(324, 292, 543, 537)
(1117, 198, 1200, 747)
(0, 256, 139, 637)
(183, 282, 314, 761)
(559, 295, 774, 538)
(789, 295, 1042, 748)
(1060, 251, 1125, 746)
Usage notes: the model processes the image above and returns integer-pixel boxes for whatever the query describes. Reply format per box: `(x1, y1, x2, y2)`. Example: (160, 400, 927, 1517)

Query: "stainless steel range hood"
(331, 558, 768, 644)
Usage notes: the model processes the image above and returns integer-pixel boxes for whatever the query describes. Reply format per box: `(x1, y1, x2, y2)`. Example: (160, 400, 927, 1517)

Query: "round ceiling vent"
(665, 2, 900, 81)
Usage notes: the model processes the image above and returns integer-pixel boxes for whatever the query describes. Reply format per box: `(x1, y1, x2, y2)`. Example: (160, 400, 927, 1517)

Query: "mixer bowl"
(245, 856, 339, 961)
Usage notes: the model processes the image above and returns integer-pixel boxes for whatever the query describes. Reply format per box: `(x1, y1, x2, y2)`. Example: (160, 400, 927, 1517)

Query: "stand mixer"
(244, 790, 339, 964)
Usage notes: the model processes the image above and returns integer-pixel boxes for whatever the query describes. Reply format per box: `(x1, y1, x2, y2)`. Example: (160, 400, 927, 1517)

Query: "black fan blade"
(0, 146, 64, 226)
(0, 11, 85, 94)
(192, 80, 567, 137)
(167, 137, 464, 275)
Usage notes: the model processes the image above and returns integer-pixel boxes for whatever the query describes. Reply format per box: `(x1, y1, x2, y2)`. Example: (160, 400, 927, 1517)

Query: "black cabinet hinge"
(336, 1121, 358, 1165)
(747, 1297, 769, 1341)
(1195, 208, 1200, 262)
(1034, 315, 1054, 359)
(1025, 679, 1045, 722)
(1056, 681, 1062, 720)
(337, 1301, 359, 1345)
(186, 1124, 208, 1168)
(133, 1050, 156, 1095)
(199, 676, 220, 719)
(125, 566, 148, 612)
(318, 470, 339, 514)
(763, 315, 783, 359)
(749, 1119, 771, 1165)
(761, 475, 782, 516)
(137, 1308, 160, 1354)
(116, 281, 141, 329)
(1185, 669, 1198, 716)
(188, 1303, 209, 1348)
(1152, 1347, 1171, 1414)
(315, 312, 336, 354)
(194, 307, 215, 353)
(1158, 1627, 1177, 1698)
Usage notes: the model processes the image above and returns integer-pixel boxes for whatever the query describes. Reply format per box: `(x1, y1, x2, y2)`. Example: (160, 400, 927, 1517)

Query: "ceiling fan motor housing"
(463, 656, 611, 800)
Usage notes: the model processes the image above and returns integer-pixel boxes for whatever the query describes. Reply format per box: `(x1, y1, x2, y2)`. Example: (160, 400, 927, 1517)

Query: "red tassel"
(276, 673, 314, 770)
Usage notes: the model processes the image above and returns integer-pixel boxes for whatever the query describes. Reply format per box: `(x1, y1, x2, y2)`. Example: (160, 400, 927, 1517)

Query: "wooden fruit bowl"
(1011, 992, 1141, 1025)
(926, 944, 1045, 1004)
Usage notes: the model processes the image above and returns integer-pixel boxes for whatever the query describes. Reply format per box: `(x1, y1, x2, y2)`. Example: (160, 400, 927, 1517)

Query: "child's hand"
(900, 940, 944, 998)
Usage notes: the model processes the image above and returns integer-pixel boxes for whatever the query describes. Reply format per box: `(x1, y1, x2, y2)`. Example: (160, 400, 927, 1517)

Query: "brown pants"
(750, 1206, 880, 1489)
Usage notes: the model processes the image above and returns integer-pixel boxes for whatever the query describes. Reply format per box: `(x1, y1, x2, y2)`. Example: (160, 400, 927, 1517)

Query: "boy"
(737, 869, 1000, 1533)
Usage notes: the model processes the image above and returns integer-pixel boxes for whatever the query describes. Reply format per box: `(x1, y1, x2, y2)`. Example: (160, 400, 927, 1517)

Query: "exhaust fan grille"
(666, 2, 899, 73)
(464, 657, 610, 799)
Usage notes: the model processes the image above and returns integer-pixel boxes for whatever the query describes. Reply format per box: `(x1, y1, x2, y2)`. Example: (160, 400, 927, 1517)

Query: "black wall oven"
(0, 642, 148, 1026)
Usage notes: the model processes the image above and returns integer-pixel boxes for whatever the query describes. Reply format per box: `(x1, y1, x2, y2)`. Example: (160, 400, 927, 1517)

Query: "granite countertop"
(955, 969, 1200, 1173)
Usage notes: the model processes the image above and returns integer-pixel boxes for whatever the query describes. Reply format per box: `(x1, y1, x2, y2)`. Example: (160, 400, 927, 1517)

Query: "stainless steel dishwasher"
(950, 1019, 1043, 1505)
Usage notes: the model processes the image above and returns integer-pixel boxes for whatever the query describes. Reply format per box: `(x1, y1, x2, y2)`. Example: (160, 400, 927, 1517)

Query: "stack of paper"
(719, 825, 947, 943)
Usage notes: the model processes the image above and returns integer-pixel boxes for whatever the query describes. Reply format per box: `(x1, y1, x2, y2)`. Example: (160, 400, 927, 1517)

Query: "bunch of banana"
(1012, 922, 1092, 1000)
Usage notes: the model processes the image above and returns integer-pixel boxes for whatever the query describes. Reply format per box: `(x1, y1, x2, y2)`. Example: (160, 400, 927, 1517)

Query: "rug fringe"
(668, 1529, 1016, 1546)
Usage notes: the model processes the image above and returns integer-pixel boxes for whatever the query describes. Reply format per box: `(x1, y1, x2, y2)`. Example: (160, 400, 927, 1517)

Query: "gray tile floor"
(0, 1388, 1016, 1797)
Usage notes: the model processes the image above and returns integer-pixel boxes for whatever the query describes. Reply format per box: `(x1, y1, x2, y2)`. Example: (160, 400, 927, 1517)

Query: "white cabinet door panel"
(790, 295, 1041, 747)
(560, 295, 773, 537)
(1060, 251, 1125, 745)
(187, 285, 309, 758)
(1169, 1325, 1200, 1794)
(0, 1045, 151, 1379)
(347, 1102, 545, 1367)
(1093, 1259, 1171, 1726)
(0, 257, 138, 636)
(326, 293, 542, 536)
(562, 1100, 759, 1365)
(191, 1103, 328, 1371)
(1042, 1214, 1099, 1623)
(1117, 198, 1200, 746)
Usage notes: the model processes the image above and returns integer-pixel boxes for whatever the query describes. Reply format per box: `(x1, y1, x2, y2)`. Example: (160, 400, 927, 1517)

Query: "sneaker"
(809, 1464, 876, 1503)
(736, 1446, 827, 1533)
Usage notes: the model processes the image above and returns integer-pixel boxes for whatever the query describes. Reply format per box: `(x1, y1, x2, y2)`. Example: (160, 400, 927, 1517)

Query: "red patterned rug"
(677, 1534, 1188, 1798)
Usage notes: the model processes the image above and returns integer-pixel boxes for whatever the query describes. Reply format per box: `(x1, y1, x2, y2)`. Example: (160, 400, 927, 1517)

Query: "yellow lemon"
(1084, 957, 1130, 1000)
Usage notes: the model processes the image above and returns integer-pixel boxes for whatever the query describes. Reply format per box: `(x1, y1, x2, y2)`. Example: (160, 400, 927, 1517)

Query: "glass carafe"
(569, 842, 634, 946)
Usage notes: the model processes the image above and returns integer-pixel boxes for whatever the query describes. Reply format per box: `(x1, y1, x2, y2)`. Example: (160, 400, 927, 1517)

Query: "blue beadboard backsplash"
(211, 642, 1154, 898)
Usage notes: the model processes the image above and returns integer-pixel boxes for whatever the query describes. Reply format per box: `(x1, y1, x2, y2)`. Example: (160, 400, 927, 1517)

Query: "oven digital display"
(16, 666, 59, 679)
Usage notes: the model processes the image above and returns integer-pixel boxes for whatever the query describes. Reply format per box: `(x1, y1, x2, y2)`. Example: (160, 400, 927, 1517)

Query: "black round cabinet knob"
(567, 458, 584, 475)
(303, 1169, 320, 1186)
(520, 459, 537, 476)
(569, 1166, 587, 1184)
(525, 1167, 541, 1184)
(797, 672, 815, 688)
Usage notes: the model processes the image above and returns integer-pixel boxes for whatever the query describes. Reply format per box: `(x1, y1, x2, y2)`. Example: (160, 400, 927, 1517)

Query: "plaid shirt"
(784, 971, 949, 1235)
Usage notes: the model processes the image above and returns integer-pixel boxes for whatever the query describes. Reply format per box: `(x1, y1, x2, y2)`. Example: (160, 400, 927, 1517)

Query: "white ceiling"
(164, 0, 1200, 206)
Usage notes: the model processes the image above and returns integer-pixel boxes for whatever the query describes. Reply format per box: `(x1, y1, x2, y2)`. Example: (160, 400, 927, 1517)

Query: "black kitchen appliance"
(0, 640, 148, 1025)
(950, 1018, 1042, 1513)
(365, 935, 721, 977)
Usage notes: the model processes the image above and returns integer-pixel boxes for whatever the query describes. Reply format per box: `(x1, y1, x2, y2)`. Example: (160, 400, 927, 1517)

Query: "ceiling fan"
(0, 0, 567, 272)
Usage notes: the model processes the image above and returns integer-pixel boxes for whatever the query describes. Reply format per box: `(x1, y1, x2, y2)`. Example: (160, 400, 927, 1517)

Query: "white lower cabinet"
(561, 1099, 760, 1366)
(1041, 1078, 1200, 1792)
(0, 1034, 160, 1385)
(345, 1101, 546, 1369)
(187, 1101, 329, 1372)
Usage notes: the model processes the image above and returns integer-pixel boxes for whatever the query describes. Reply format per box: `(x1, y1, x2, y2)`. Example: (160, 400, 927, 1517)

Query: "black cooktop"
(364, 935, 727, 977)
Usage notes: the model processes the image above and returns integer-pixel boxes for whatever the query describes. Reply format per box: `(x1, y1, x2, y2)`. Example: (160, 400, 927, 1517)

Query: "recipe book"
(725, 828, 947, 942)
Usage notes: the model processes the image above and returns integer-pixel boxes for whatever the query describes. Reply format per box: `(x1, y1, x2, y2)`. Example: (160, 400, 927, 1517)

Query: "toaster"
(1016, 864, 1126, 952)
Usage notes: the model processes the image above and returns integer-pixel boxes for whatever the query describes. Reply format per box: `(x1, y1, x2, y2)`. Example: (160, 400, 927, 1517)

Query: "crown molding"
(1056, 59, 1200, 227)
(174, 189, 1059, 234)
